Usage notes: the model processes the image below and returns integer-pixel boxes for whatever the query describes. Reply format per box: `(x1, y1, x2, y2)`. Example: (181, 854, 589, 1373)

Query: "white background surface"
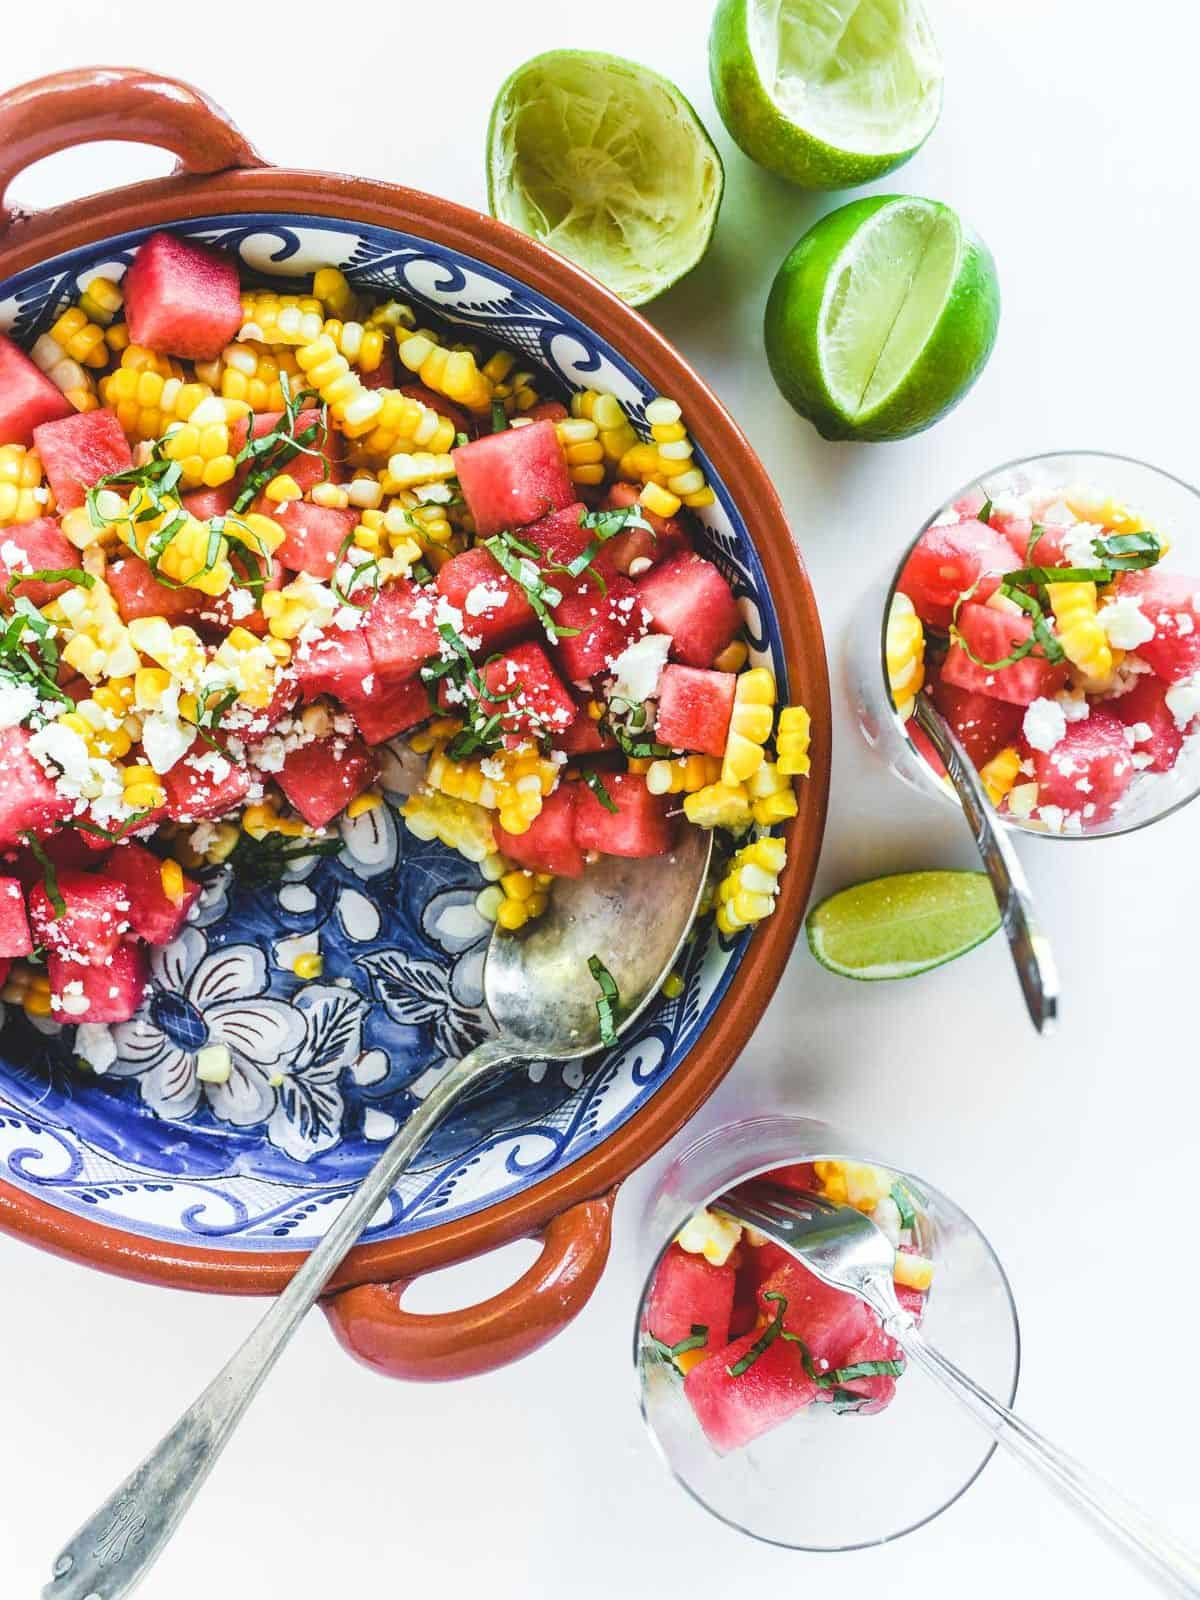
(0, 3, 1196, 1596)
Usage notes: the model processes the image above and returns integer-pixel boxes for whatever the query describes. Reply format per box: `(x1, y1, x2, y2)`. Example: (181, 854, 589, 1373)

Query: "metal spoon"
(46, 825, 713, 1600)
(913, 692, 1059, 1034)
(720, 1184, 1200, 1599)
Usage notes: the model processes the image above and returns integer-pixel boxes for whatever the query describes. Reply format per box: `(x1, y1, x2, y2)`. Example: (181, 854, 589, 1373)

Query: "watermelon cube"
(294, 625, 372, 704)
(0, 333, 73, 446)
(0, 877, 32, 956)
(362, 351, 396, 391)
(906, 713, 945, 777)
(162, 744, 253, 823)
(1030, 708, 1135, 822)
(1111, 674, 1189, 773)
(32, 409, 132, 511)
(597, 481, 692, 576)
(105, 842, 200, 946)
(897, 520, 1021, 630)
(12, 828, 95, 883)
(523, 400, 570, 424)
(29, 868, 132, 964)
(48, 940, 147, 1023)
(941, 603, 1070, 705)
(493, 783, 585, 878)
(364, 581, 440, 685)
(636, 554, 741, 669)
(0, 517, 81, 606)
(1114, 571, 1200, 683)
(479, 642, 576, 741)
(654, 665, 735, 757)
(452, 420, 573, 536)
(573, 771, 675, 858)
(521, 502, 592, 568)
(226, 670, 299, 745)
(277, 735, 378, 829)
(434, 546, 536, 653)
(683, 1328, 818, 1453)
(342, 673, 431, 745)
(557, 700, 616, 756)
(123, 232, 242, 362)
(646, 1244, 736, 1352)
(0, 726, 75, 846)
(929, 670, 1024, 766)
(107, 555, 205, 625)
(827, 1323, 904, 1414)
(231, 409, 345, 494)
(182, 485, 238, 520)
(268, 501, 357, 578)
(757, 1260, 873, 1367)
(762, 1162, 819, 1193)
(551, 576, 648, 681)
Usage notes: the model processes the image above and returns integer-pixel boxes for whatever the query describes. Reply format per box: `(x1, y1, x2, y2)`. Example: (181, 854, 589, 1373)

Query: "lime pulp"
(806, 870, 1001, 980)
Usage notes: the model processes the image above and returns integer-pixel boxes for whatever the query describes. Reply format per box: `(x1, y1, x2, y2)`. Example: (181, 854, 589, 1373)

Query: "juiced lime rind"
(764, 195, 1001, 442)
(806, 869, 1001, 981)
(486, 49, 724, 307)
(709, 0, 943, 190)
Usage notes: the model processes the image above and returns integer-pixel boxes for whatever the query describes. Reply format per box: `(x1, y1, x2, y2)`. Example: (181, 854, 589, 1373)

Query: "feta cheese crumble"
(1022, 697, 1067, 753)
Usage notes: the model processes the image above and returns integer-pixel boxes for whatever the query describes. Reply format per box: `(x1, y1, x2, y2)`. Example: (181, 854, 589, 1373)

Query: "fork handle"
(884, 1308, 1200, 1597)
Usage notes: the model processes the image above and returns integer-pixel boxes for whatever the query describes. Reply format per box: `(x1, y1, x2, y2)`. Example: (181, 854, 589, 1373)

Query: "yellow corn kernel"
(239, 291, 325, 347)
(0, 445, 50, 526)
(313, 267, 363, 324)
(105, 322, 130, 354)
(29, 332, 98, 412)
(401, 790, 498, 863)
(682, 781, 753, 832)
(639, 481, 682, 520)
(1047, 581, 1113, 682)
(1063, 489, 1145, 536)
(721, 668, 776, 787)
(814, 1160, 894, 1214)
(662, 972, 685, 1000)
(132, 667, 172, 710)
(886, 590, 926, 717)
(49, 305, 109, 367)
(241, 801, 308, 840)
(98, 350, 211, 441)
(395, 333, 493, 413)
(715, 835, 787, 935)
(159, 859, 186, 904)
(646, 754, 723, 796)
(712, 639, 748, 674)
(747, 761, 798, 825)
(776, 705, 811, 778)
(894, 1251, 935, 1292)
(77, 276, 124, 327)
(347, 791, 383, 819)
(383, 451, 456, 491)
(293, 951, 324, 981)
(980, 746, 1022, 808)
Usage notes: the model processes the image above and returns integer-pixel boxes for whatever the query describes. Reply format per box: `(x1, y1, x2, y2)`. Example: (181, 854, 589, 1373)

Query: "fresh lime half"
(764, 195, 1001, 441)
(709, 0, 943, 189)
(487, 50, 724, 307)
(807, 870, 1000, 980)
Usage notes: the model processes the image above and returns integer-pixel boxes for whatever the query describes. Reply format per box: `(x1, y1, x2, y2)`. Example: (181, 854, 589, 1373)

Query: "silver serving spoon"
(46, 825, 713, 1600)
(720, 1184, 1200, 1598)
(913, 692, 1059, 1034)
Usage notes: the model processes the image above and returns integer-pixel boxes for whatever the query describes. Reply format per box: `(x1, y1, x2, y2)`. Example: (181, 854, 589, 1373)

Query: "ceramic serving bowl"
(0, 68, 830, 1380)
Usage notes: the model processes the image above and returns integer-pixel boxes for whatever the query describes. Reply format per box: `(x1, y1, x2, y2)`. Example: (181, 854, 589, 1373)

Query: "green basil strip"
(588, 954, 620, 1047)
(727, 1291, 787, 1378)
(582, 769, 618, 813)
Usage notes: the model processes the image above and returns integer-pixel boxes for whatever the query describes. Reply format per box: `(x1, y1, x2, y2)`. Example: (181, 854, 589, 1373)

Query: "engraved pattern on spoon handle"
(44, 1036, 519, 1600)
(914, 694, 1059, 1034)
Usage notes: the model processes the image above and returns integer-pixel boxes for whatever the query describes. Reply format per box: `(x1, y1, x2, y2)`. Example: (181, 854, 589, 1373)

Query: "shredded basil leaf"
(490, 401, 507, 434)
(645, 1322, 710, 1373)
(890, 1181, 917, 1232)
(588, 954, 620, 1046)
(727, 1291, 787, 1378)
(484, 529, 578, 643)
(582, 769, 617, 813)
(227, 829, 341, 887)
(70, 810, 153, 843)
(22, 831, 64, 918)
(329, 533, 382, 611)
(1092, 530, 1163, 570)
(977, 496, 993, 525)
(5, 567, 94, 597)
(232, 373, 327, 513)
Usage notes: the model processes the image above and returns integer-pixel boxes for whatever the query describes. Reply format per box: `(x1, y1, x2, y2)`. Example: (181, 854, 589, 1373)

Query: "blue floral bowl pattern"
(0, 215, 786, 1253)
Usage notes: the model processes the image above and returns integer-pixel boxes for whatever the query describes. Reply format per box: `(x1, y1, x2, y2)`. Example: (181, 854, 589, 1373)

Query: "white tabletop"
(1, 3, 1196, 1595)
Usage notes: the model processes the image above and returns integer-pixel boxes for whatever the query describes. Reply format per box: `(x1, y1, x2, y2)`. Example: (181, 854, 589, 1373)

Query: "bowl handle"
(0, 66, 265, 231)
(322, 1191, 615, 1381)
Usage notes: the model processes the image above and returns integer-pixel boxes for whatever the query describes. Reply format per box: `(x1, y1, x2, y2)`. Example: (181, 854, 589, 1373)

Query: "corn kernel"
(159, 859, 186, 904)
(293, 951, 324, 980)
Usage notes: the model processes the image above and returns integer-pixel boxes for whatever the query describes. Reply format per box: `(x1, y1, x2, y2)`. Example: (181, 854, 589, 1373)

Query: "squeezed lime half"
(709, 0, 943, 189)
(807, 870, 1001, 980)
(487, 50, 724, 307)
(764, 195, 1001, 441)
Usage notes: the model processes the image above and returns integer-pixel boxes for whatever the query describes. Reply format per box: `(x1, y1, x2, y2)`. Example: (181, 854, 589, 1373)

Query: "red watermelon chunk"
(573, 771, 675, 858)
(757, 1259, 874, 1368)
(0, 517, 81, 606)
(1111, 674, 1189, 773)
(551, 576, 648, 681)
(277, 735, 378, 829)
(0, 726, 76, 846)
(182, 485, 237, 520)
(434, 546, 536, 653)
(32, 409, 132, 511)
(558, 698, 616, 756)
(0, 877, 32, 956)
(123, 232, 242, 361)
(294, 626, 372, 704)
(1030, 708, 1135, 822)
(636, 554, 741, 669)
(598, 481, 693, 577)
(478, 641, 575, 740)
(108, 555, 206, 625)
(342, 673, 430, 745)
(898, 519, 1021, 630)
(29, 868, 131, 964)
(762, 1162, 819, 1193)
(929, 670, 1024, 766)
(48, 940, 147, 1023)
(0, 333, 73, 446)
(523, 400, 570, 424)
(646, 1244, 736, 1352)
(231, 408, 345, 493)
(521, 501, 592, 568)
(106, 841, 200, 946)
(941, 603, 1070, 706)
(452, 420, 573, 536)
(1114, 571, 1200, 683)
(494, 783, 584, 877)
(162, 743, 253, 823)
(365, 581, 440, 685)
(655, 665, 735, 757)
(826, 1322, 904, 1414)
(683, 1327, 818, 1453)
(269, 501, 357, 578)
(225, 670, 299, 745)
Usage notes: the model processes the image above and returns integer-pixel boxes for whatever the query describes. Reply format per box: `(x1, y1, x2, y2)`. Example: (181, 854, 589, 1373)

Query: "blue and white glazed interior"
(0, 215, 786, 1253)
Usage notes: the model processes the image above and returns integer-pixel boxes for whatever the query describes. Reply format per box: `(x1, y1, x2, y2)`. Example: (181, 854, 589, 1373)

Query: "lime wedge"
(806, 870, 1000, 980)
(709, 0, 943, 189)
(764, 195, 1001, 441)
(487, 51, 724, 307)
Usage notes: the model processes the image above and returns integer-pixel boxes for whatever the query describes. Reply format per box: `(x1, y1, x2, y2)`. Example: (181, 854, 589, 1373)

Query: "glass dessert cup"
(634, 1115, 1020, 1551)
(850, 450, 1200, 838)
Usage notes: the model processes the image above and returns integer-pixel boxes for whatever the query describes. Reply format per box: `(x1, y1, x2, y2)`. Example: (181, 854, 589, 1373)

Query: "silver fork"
(719, 1185, 1200, 1598)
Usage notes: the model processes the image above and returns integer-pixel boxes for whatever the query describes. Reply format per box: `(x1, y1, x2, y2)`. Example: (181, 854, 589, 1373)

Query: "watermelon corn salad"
(889, 482, 1200, 832)
(643, 1161, 934, 1453)
(0, 230, 810, 1050)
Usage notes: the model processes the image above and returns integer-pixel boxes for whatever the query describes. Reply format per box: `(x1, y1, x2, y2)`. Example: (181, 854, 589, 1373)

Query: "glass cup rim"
(633, 1146, 1023, 1553)
(880, 447, 1200, 841)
